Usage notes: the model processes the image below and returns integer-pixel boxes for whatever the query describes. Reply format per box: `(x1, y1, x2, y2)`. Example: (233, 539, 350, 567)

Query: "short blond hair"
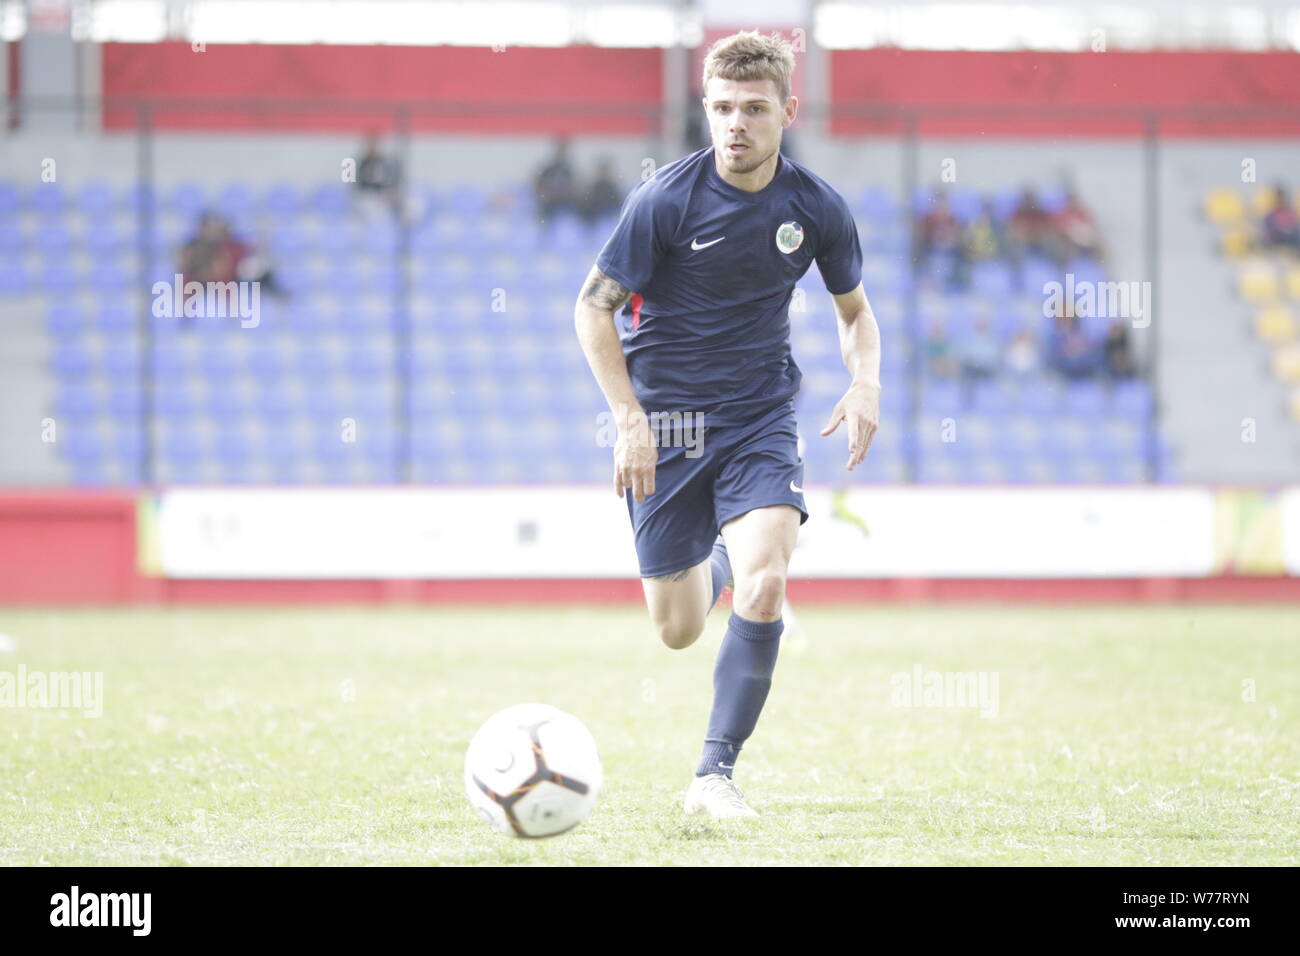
(702, 30, 796, 104)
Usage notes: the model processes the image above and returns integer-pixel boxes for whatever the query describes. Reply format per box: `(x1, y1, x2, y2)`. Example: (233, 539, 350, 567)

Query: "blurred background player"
(575, 30, 881, 820)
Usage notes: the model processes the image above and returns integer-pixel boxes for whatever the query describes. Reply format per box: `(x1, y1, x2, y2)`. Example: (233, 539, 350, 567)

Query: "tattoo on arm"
(580, 267, 632, 312)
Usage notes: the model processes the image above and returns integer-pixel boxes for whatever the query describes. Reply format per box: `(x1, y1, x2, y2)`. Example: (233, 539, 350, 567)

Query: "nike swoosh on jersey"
(690, 236, 725, 250)
(790, 480, 804, 493)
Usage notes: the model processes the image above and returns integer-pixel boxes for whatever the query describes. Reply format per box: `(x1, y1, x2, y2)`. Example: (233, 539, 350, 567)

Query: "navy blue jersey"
(595, 146, 863, 426)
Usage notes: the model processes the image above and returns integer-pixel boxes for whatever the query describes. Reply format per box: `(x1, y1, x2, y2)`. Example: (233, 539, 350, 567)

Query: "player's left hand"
(820, 381, 881, 471)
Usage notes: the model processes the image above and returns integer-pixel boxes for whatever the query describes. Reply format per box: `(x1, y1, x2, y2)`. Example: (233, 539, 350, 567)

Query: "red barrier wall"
(101, 42, 663, 133)
(0, 492, 140, 603)
(1, 491, 1298, 605)
(829, 49, 1300, 136)
(99, 44, 1300, 136)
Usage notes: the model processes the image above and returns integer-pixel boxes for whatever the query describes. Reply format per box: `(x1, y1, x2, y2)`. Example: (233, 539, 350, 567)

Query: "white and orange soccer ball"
(464, 703, 603, 838)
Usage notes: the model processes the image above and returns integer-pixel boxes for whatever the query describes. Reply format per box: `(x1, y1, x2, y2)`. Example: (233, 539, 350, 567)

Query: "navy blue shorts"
(624, 399, 809, 578)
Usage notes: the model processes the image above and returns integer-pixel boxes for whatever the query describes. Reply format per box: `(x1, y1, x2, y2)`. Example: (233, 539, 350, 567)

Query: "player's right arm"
(574, 265, 656, 503)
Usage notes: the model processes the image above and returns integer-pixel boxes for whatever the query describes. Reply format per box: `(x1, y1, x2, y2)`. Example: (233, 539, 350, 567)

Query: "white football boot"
(684, 773, 759, 820)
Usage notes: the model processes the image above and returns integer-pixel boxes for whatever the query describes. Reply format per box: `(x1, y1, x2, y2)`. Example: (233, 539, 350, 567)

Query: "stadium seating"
(0, 177, 1164, 484)
(1209, 184, 1300, 421)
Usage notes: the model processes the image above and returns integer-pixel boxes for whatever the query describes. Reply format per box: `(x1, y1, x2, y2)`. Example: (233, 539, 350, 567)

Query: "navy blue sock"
(708, 538, 731, 609)
(696, 611, 783, 778)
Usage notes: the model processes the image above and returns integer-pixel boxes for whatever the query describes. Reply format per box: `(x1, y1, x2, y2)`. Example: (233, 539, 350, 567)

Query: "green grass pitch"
(1, 604, 1296, 865)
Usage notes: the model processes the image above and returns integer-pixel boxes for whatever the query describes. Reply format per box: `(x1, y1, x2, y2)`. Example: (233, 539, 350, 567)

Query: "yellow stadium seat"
(1220, 229, 1251, 259)
(1272, 343, 1300, 382)
(1205, 189, 1245, 225)
(1256, 305, 1296, 343)
(1238, 261, 1279, 302)
(1251, 187, 1278, 217)
(1286, 265, 1300, 300)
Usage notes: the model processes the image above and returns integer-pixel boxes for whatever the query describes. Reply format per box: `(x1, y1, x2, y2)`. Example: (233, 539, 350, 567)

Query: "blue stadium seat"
(40, 261, 80, 295)
(46, 302, 85, 339)
(214, 431, 252, 467)
(310, 183, 350, 216)
(198, 346, 238, 380)
(1018, 380, 1062, 418)
(207, 386, 245, 421)
(1063, 382, 1107, 416)
(78, 182, 118, 217)
(445, 184, 489, 218)
(253, 386, 297, 426)
(85, 221, 127, 255)
(0, 182, 20, 217)
(102, 343, 142, 382)
(34, 223, 73, 255)
(248, 349, 285, 383)
(921, 380, 963, 416)
(108, 386, 143, 418)
(52, 343, 93, 379)
(64, 432, 106, 479)
(154, 386, 197, 425)
(166, 182, 206, 217)
(89, 260, 131, 292)
(1110, 379, 1152, 418)
(970, 261, 1015, 297)
(263, 183, 300, 216)
(216, 182, 256, 218)
(161, 430, 204, 470)
(55, 384, 98, 420)
(344, 348, 385, 383)
(29, 183, 66, 217)
(268, 226, 306, 256)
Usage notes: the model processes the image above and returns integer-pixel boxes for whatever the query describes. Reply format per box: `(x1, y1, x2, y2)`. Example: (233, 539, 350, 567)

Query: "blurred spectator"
(1005, 329, 1041, 378)
(950, 200, 1005, 290)
(913, 190, 963, 280)
(958, 318, 1001, 386)
(1003, 184, 1055, 261)
(179, 211, 247, 286)
(963, 201, 1005, 262)
(582, 158, 623, 225)
(1005, 187, 1055, 284)
(1261, 184, 1300, 253)
(534, 138, 580, 226)
(1051, 186, 1105, 265)
(178, 211, 280, 296)
(354, 133, 402, 219)
(925, 322, 957, 378)
(1102, 320, 1137, 379)
(1048, 312, 1099, 379)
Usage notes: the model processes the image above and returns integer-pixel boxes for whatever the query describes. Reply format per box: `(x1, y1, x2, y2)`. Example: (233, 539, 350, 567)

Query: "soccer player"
(574, 30, 882, 819)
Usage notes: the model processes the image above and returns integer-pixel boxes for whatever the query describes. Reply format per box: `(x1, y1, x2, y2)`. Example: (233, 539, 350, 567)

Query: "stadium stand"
(0, 174, 1168, 486)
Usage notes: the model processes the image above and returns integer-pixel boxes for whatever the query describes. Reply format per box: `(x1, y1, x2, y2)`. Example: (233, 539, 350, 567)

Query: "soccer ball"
(464, 703, 602, 838)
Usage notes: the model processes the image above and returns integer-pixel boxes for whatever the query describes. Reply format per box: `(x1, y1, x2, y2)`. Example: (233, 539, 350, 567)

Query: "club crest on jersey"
(775, 221, 804, 255)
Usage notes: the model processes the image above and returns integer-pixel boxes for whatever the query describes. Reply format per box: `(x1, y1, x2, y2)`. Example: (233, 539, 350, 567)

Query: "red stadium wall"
(97, 43, 1300, 135)
(100, 42, 663, 133)
(829, 49, 1300, 136)
(2, 491, 1299, 605)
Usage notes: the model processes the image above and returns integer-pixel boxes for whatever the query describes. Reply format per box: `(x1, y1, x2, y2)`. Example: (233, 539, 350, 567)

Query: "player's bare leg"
(722, 504, 800, 621)
(685, 504, 800, 819)
(641, 560, 712, 650)
(641, 534, 735, 650)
